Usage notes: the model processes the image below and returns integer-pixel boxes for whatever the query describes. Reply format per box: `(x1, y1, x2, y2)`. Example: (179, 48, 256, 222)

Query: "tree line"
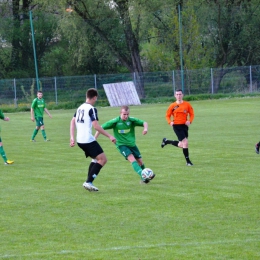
(0, 0, 260, 95)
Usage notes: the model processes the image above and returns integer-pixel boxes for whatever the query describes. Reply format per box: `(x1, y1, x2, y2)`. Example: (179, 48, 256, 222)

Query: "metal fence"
(0, 65, 260, 107)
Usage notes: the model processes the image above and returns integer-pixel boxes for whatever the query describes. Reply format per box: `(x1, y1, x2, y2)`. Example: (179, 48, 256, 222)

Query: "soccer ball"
(141, 168, 154, 180)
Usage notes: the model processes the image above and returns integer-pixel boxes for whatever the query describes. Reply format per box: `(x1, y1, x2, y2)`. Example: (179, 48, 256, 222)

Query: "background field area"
(0, 98, 260, 259)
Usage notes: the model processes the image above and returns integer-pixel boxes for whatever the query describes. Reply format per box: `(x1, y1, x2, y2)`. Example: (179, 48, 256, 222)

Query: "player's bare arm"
(92, 121, 116, 143)
(30, 108, 35, 122)
(70, 117, 76, 147)
(94, 130, 100, 140)
(142, 122, 148, 135)
(44, 108, 52, 118)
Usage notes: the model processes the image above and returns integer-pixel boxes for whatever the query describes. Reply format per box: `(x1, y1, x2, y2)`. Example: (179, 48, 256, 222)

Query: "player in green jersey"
(0, 109, 14, 165)
(30, 91, 52, 142)
(94, 105, 155, 184)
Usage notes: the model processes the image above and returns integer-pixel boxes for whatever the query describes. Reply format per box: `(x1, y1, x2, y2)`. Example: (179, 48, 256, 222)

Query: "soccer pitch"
(0, 98, 259, 259)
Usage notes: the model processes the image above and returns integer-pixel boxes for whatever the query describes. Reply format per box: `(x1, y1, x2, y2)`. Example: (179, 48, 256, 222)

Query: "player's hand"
(31, 117, 35, 122)
(70, 139, 75, 147)
(142, 129, 147, 135)
(185, 121, 191, 126)
(110, 136, 116, 143)
(4, 117, 10, 121)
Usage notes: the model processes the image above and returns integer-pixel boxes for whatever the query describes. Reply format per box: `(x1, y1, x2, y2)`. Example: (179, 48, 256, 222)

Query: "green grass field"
(1, 98, 260, 259)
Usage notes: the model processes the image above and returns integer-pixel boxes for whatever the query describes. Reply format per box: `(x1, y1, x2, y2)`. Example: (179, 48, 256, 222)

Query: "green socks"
(131, 161, 143, 177)
(31, 129, 47, 140)
(41, 129, 47, 140)
(31, 129, 39, 140)
(0, 146, 7, 162)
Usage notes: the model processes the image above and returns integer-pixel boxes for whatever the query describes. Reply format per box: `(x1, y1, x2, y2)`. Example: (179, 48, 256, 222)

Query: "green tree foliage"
(1, 0, 260, 91)
(0, 0, 59, 78)
(139, 1, 215, 72)
(198, 0, 260, 91)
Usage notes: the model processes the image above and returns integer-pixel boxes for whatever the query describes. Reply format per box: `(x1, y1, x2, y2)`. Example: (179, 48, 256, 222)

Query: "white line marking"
(1, 238, 259, 259)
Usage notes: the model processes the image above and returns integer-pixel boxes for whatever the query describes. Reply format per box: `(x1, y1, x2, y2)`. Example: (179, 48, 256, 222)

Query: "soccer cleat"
(45, 139, 50, 142)
(140, 179, 150, 184)
(83, 182, 99, 192)
(255, 143, 259, 154)
(161, 138, 167, 148)
(5, 160, 14, 165)
(140, 173, 155, 184)
(186, 162, 193, 166)
(30, 139, 36, 142)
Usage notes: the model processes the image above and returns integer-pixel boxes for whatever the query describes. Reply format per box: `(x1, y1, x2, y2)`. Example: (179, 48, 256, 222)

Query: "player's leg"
(118, 145, 143, 177)
(136, 157, 156, 184)
(172, 125, 193, 165)
(88, 158, 97, 173)
(86, 152, 106, 182)
(0, 138, 14, 165)
(39, 118, 49, 141)
(161, 137, 179, 148)
(161, 125, 182, 148)
(79, 141, 105, 191)
(31, 118, 41, 141)
(0, 138, 7, 163)
(129, 156, 143, 177)
(180, 126, 193, 165)
(136, 158, 145, 169)
(31, 126, 39, 141)
(255, 142, 260, 154)
(181, 137, 193, 166)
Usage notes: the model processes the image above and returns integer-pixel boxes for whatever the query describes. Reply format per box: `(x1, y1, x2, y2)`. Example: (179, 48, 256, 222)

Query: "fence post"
(249, 66, 252, 93)
(133, 72, 136, 87)
(14, 78, 17, 108)
(172, 70, 176, 94)
(211, 68, 214, 94)
(94, 74, 97, 89)
(54, 77, 58, 104)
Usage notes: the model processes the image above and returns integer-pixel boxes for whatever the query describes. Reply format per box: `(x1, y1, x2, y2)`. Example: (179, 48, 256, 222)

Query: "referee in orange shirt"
(161, 89, 195, 166)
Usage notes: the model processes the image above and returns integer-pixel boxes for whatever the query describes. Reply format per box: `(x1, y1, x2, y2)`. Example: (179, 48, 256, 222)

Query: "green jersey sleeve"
(128, 117, 145, 126)
(101, 117, 120, 130)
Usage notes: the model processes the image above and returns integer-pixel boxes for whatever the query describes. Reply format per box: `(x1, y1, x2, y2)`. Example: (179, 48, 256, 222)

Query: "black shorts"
(77, 141, 104, 159)
(173, 124, 189, 141)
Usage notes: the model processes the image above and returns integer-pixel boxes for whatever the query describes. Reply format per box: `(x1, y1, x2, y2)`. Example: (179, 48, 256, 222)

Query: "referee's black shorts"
(173, 124, 189, 141)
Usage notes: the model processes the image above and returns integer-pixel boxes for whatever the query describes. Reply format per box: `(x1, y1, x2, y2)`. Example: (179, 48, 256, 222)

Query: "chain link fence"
(0, 65, 260, 108)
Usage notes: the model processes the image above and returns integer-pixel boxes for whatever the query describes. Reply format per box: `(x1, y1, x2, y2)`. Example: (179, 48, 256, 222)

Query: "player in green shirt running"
(30, 91, 52, 142)
(0, 109, 14, 165)
(95, 105, 155, 184)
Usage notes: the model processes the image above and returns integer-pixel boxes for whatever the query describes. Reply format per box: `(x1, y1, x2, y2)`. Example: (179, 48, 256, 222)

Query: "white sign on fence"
(103, 81, 141, 107)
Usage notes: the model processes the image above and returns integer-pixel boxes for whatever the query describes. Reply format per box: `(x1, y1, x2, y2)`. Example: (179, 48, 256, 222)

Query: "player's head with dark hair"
(175, 89, 184, 102)
(37, 90, 43, 99)
(86, 88, 98, 99)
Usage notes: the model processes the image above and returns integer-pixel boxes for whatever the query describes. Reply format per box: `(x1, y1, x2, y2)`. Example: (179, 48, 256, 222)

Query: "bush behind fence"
(1, 65, 260, 108)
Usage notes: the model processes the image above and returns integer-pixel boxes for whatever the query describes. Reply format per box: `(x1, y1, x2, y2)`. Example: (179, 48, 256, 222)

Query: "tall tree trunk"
(211, 68, 226, 93)
(10, 0, 20, 71)
(9, 0, 32, 73)
(74, 0, 145, 98)
(115, 0, 145, 98)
